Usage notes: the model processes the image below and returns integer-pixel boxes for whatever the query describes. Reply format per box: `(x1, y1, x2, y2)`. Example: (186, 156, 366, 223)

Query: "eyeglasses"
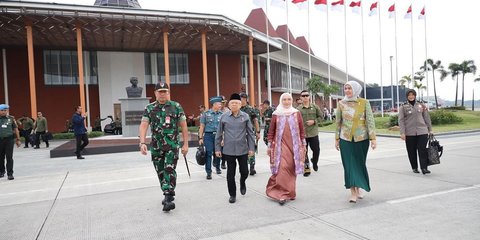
(301, 94, 310, 97)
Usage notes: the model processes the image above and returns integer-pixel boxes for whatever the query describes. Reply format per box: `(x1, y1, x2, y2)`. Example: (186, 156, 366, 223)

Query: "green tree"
(458, 60, 477, 107)
(399, 75, 412, 88)
(306, 76, 339, 109)
(448, 63, 462, 106)
(413, 80, 427, 100)
(421, 59, 445, 109)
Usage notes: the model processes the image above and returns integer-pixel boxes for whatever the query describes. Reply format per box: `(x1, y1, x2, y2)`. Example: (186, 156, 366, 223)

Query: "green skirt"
(339, 139, 371, 192)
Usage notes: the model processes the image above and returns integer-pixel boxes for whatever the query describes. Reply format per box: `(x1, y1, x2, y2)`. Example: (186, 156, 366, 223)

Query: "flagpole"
(287, 1, 292, 94)
(394, 3, 400, 111)
(378, 1, 384, 117)
(424, 6, 429, 108)
(360, 1, 366, 98)
(327, 1, 332, 110)
(308, 0, 312, 79)
(265, 0, 272, 103)
(410, 5, 414, 90)
(344, 1, 348, 82)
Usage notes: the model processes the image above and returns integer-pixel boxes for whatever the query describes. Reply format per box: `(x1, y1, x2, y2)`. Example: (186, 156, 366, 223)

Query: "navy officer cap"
(0, 104, 9, 110)
(209, 96, 223, 104)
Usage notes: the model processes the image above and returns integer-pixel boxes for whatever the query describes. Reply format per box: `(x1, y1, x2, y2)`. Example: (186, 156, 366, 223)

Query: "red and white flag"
(388, 3, 395, 18)
(314, 0, 327, 12)
(253, 0, 265, 8)
(271, 0, 286, 8)
(292, 0, 308, 10)
(418, 7, 425, 20)
(368, 2, 377, 16)
(349, 1, 361, 14)
(331, 0, 344, 11)
(404, 5, 412, 19)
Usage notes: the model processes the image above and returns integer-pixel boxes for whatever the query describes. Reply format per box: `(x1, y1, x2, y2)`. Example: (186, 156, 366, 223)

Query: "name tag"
(1, 124, 7, 128)
(165, 116, 171, 124)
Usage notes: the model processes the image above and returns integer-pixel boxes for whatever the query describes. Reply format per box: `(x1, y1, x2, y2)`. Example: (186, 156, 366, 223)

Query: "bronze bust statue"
(126, 77, 143, 98)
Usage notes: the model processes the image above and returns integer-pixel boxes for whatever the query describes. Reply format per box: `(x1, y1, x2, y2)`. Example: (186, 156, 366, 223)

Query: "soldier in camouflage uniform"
(0, 104, 21, 180)
(239, 93, 260, 175)
(139, 82, 189, 212)
(262, 100, 275, 146)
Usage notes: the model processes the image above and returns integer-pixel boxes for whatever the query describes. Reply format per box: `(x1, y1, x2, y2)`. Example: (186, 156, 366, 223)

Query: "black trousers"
(21, 129, 32, 147)
(223, 154, 248, 197)
(0, 137, 14, 175)
(405, 134, 429, 170)
(305, 136, 320, 166)
(35, 131, 48, 147)
(75, 134, 89, 155)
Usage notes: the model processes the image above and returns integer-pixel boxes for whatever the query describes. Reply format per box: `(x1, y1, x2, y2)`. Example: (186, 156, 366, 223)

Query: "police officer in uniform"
(262, 100, 275, 146)
(0, 104, 21, 180)
(17, 114, 34, 148)
(239, 92, 260, 175)
(139, 82, 189, 212)
(198, 96, 224, 179)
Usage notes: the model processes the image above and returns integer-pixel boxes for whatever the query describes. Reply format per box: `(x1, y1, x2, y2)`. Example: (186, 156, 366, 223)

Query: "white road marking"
(387, 185, 480, 204)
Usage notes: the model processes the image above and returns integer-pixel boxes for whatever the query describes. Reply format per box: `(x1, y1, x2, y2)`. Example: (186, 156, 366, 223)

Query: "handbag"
(195, 144, 206, 166)
(427, 134, 443, 166)
(42, 132, 54, 141)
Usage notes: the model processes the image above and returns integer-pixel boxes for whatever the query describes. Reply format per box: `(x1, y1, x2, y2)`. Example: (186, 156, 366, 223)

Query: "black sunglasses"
(301, 94, 310, 97)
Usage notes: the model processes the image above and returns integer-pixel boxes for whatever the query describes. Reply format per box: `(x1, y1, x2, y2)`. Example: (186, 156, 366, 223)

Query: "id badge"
(165, 116, 171, 124)
(1, 124, 7, 128)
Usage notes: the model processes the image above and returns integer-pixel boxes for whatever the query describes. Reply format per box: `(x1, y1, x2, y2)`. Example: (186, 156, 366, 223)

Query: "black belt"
(205, 132, 216, 134)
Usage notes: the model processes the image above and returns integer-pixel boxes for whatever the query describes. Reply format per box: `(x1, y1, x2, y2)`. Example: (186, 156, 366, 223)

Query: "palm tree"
(413, 80, 427, 100)
(399, 75, 412, 88)
(421, 59, 445, 109)
(458, 60, 477, 107)
(474, 75, 480, 111)
(448, 63, 462, 106)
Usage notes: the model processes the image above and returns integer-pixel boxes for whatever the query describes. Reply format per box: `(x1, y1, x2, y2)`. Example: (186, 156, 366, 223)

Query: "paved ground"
(1, 132, 479, 240)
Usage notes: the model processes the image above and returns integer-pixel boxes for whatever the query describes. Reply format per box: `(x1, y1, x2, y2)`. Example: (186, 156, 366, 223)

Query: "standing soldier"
(139, 82, 189, 212)
(262, 100, 275, 146)
(17, 114, 34, 148)
(0, 104, 21, 180)
(198, 96, 224, 179)
(297, 90, 323, 177)
(239, 92, 260, 175)
(33, 112, 49, 149)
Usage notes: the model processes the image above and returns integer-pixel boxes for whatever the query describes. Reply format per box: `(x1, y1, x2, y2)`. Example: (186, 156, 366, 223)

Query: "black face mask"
(408, 99, 416, 106)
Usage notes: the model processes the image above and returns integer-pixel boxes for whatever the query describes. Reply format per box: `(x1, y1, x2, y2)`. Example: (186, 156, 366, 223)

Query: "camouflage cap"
(239, 92, 248, 98)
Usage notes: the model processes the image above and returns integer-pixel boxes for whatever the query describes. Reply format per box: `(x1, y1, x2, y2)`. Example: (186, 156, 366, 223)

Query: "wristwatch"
(139, 142, 147, 147)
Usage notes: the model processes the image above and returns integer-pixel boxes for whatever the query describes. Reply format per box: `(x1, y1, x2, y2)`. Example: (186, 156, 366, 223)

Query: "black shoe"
(304, 165, 311, 177)
(421, 169, 431, 174)
(206, 174, 212, 180)
(240, 183, 246, 195)
(412, 169, 420, 174)
(24, 146, 29, 148)
(162, 195, 175, 205)
(7, 175, 14, 180)
(313, 164, 319, 172)
(229, 196, 236, 203)
(46, 143, 49, 148)
(77, 155, 85, 159)
(221, 163, 226, 169)
(162, 195, 176, 212)
(216, 168, 222, 174)
(249, 163, 256, 176)
(279, 199, 286, 205)
(34, 146, 40, 149)
(0, 173, 4, 178)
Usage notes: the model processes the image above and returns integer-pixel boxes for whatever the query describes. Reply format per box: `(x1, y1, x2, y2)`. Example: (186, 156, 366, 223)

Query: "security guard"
(198, 96, 224, 179)
(139, 82, 189, 212)
(17, 114, 34, 148)
(262, 100, 275, 146)
(0, 104, 21, 180)
(239, 92, 260, 175)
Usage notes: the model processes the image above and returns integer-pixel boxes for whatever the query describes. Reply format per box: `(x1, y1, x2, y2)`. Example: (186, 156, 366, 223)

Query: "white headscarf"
(343, 80, 363, 101)
(273, 92, 299, 116)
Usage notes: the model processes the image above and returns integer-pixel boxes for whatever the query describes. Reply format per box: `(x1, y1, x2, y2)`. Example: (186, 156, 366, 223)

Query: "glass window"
(43, 50, 98, 85)
(145, 52, 189, 84)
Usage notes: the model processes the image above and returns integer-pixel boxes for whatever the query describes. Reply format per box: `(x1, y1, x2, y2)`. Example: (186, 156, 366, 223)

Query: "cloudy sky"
(26, 0, 480, 101)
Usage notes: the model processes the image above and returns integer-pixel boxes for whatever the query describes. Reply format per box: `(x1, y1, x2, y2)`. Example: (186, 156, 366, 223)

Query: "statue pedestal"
(119, 98, 151, 137)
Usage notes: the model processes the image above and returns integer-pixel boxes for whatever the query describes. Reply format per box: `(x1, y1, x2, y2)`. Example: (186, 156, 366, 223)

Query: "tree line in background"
(400, 59, 478, 109)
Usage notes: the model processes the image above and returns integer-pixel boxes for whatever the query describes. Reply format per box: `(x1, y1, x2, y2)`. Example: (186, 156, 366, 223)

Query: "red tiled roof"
(244, 8, 279, 38)
(295, 36, 315, 55)
(276, 25, 300, 46)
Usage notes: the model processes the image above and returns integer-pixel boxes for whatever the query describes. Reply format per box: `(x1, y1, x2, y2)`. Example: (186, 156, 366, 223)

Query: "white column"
(215, 53, 220, 96)
(257, 55, 262, 107)
(83, 51, 91, 131)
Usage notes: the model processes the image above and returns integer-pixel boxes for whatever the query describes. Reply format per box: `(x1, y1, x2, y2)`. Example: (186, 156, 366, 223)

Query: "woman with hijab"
(335, 81, 377, 203)
(266, 93, 306, 205)
(398, 89, 433, 174)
